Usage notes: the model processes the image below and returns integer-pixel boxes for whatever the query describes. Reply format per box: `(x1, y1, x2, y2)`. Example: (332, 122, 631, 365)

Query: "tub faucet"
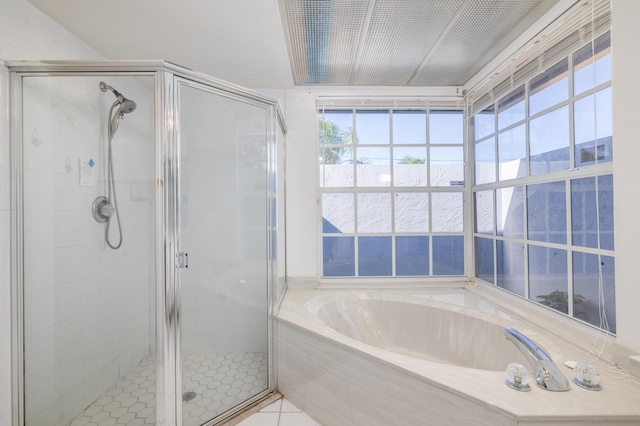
(503, 327, 571, 391)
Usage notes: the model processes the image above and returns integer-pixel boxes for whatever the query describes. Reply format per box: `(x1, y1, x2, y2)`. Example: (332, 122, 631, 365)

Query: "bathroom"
(1, 0, 639, 425)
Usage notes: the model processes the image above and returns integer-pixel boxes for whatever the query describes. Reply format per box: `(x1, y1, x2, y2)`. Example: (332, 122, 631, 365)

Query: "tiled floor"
(236, 399, 320, 426)
(69, 352, 268, 426)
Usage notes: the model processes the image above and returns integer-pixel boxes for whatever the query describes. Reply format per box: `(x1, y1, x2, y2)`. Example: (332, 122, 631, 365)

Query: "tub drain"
(182, 391, 197, 402)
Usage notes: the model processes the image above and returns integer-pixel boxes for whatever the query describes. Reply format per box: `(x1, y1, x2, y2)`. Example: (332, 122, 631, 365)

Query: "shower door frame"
(170, 73, 280, 424)
(8, 60, 282, 426)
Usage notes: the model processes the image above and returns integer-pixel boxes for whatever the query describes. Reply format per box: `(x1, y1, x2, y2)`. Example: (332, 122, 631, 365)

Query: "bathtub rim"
(277, 284, 640, 422)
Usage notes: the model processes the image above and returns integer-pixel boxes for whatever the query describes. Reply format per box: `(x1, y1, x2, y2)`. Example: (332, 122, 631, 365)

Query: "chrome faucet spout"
(503, 327, 571, 391)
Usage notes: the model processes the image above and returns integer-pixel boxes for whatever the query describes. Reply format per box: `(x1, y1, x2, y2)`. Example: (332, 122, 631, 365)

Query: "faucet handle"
(505, 362, 531, 391)
(573, 362, 601, 391)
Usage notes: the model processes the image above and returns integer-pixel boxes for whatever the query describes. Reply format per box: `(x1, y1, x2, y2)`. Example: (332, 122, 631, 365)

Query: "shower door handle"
(177, 252, 188, 268)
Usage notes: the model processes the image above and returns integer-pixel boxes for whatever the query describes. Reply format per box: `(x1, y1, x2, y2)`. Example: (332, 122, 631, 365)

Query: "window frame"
(318, 107, 466, 279)
(469, 31, 615, 332)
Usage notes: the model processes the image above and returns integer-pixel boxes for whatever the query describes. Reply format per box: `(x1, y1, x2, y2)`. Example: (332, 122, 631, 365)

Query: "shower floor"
(69, 352, 268, 426)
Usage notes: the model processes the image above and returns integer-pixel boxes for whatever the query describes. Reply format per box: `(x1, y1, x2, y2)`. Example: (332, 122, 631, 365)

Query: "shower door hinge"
(177, 252, 188, 268)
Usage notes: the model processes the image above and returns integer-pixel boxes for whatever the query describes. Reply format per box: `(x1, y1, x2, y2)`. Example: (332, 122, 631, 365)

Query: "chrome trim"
(268, 103, 277, 392)
(173, 74, 183, 425)
(5, 60, 282, 111)
(503, 327, 571, 392)
(158, 69, 179, 425)
(9, 69, 25, 426)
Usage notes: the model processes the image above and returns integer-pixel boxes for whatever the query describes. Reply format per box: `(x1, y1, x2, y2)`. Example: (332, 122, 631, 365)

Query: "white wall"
(611, 0, 640, 354)
(0, 1, 106, 424)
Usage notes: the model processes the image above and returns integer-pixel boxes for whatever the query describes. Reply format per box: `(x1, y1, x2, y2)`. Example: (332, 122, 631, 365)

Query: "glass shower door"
(19, 74, 156, 426)
(177, 80, 270, 425)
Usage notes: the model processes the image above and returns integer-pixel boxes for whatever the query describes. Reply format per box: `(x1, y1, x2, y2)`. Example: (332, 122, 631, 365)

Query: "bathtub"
(277, 285, 640, 425)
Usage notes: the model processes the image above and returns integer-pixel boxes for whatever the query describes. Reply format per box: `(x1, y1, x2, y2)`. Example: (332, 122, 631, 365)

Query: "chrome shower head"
(118, 98, 137, 114)
(100, 81, 137, 134)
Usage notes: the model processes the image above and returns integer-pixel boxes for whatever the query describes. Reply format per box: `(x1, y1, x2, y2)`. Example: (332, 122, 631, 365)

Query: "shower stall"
(8, 61, 286, 426)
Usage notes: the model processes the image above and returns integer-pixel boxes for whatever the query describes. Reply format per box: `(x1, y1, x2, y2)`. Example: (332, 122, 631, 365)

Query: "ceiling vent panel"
(411, 0, 561, 85)
(351, 0, 466, 86)
(281, 0, 369, 85)
(281, 0, 569, 86)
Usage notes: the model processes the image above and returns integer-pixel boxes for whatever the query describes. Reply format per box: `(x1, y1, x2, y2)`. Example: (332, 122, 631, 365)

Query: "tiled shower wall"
(0, 1, 107, 423)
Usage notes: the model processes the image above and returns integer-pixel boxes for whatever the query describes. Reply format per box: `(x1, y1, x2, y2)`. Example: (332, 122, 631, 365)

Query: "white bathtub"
(277, 285, 640, 425)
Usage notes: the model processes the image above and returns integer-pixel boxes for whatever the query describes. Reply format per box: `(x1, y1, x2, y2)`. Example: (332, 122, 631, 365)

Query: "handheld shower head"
(100, 81, 137, 134)
(119, 99, 137, 114)
(110, 100, 137, 134)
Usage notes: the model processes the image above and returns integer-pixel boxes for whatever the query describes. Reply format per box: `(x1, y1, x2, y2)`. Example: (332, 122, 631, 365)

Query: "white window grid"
(469, 31, 614, 330)
(318, 108, 466, 278)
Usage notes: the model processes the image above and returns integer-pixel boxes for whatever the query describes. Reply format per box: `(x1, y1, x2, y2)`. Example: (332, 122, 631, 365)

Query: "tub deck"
(277, 285, 640, 425)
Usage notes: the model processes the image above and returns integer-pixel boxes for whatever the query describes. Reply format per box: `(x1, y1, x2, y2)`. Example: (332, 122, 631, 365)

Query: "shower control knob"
(100, 203, 116, 218)
(92, 196, 114, 223)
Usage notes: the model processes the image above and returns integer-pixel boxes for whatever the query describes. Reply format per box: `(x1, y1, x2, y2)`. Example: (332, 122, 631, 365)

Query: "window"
(471, 31, 615, 332)
(319, 108, 465, 277)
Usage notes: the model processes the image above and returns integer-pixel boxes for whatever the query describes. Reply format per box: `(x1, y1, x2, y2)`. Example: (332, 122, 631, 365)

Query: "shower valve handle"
(92, 196, 115, 223)
(100, 203, 116, 218)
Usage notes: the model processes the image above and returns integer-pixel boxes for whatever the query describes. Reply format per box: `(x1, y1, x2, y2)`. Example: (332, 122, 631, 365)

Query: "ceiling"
(26, 0, 566, 89)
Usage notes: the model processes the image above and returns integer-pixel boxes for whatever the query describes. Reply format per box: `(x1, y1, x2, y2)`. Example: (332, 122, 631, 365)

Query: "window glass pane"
(474, 190, 494, 235)
(496, 186, 524, 239)
(323, 237, 354, 276)
(356, 147, 390, 187)
(574, 87, 613, 167)
(529, 106, 570, 175)
(573, 32, 611, 95)
(598, 174, 614, 250)
(497, 240, 525, 297)
(429, 110, 463, 144)
(573, 253, 616, 333)
(393, 146, 427, 187)
(571, 177, 598, 249)
(529, 246, 568, 314)
(358, 237, 392, 276)
(527, 181, 566, 244)
(475, 137, 496, 184)
(322, 193, 354, 233)
(594, 33, 612, 87)
(430, 147, 464, 186)
(393, 110, 426, 144)
(396, 236, 429, 276)
(474, 104, 495, 141)
(319, 110, 353, 144)
(357, 193, 391, 233)
(355, 110, 389, 144)
(433, 236, 464, 275)
(320, 147, 353, 187)
(498, 124, 526, 180)
(498, 85, 525, 129)
(475, 237, 495, 284)
(571, 175, 615, 251)
(395, 193, 429, 232)
(431, 192, 463, 232)
(529, 58, 569, 116)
